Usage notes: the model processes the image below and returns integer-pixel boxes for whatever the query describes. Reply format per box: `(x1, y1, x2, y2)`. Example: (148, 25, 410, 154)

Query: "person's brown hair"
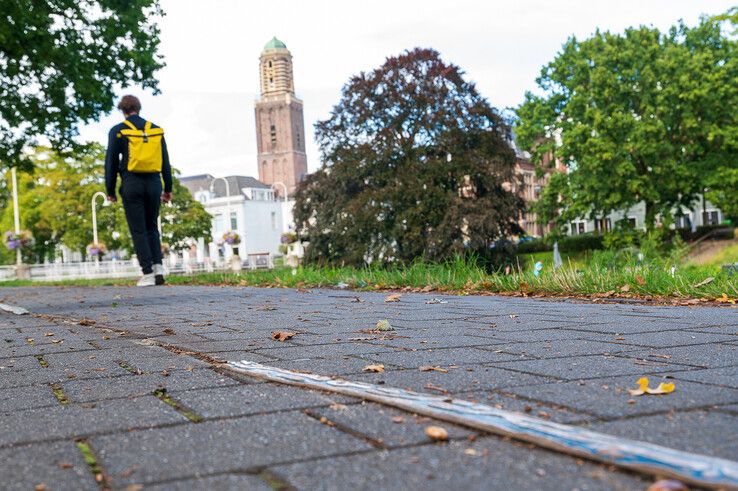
(117, 95, 141, 115)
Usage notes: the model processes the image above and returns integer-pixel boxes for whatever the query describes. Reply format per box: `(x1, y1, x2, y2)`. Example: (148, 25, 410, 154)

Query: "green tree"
(0, 1, 164, 170)
(516, 12, 738, 230)
(0, 146, 211, 264)
(294, 48, 524, 266)
(160, 175, 213, 251)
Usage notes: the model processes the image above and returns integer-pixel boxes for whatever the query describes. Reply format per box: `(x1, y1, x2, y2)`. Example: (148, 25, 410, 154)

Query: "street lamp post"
(91, 191, 107, 265)
(11, 167, 21, 266)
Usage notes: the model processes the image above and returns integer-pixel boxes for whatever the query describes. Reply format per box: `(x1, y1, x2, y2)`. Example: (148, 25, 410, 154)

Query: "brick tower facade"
(254, 37, 308, 197)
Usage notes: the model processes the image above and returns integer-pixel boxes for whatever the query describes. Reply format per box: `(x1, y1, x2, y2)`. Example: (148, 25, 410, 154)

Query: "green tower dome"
(264, 37, 287, 50)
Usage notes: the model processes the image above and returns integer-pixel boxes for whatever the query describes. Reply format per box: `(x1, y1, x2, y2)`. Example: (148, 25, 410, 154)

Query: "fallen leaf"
(620, 284, 631, 293)
(34, 484, 48, 491)
(57, 462, 73, 469)
(375, 320, 394, 331)
(509, 314, 518, 319)
(692, 277, 714, 288)
(384, 293, 402, 303)
(44, 332, 54, 337)
(362, 364, 385, 373)
(420, 285, 433, 293)
(424, 426, 449, 441)
(464, 448, 478, 456)
(646, 479, 689, 491)
(78, 318, 96, 326)
(650, 354, 672, 359)
(716, 293, 736, 304)
(51, 339, 63, 344)
(329, 403, 347, 411)
(271, 331, 296, 341)
(635, 274, 646, 286)
(628, 377, 675, 396)
(162, 328, 175, 335)
(419, 365, 449, 373)
(391, 416, 405, 423)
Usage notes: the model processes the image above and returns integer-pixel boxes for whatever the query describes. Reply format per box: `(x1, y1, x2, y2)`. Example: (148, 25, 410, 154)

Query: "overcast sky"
(79, 0, 735, 179)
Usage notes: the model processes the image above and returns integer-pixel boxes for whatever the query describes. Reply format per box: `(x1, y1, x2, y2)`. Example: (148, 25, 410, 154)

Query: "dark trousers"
(120, 174, 163, 274)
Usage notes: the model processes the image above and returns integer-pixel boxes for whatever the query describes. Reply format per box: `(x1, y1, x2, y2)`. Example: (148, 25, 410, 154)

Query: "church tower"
(255, 37, 308, 197)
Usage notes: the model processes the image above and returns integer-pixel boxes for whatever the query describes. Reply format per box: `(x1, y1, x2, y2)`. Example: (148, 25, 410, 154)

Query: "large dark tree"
(0, 0, 164, 170)
(294, 48, 523, 266)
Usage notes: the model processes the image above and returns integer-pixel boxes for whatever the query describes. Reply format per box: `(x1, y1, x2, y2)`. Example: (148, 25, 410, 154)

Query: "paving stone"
(363, 347, 526, 369)
(252, 341, 395, 361)
(143, 474, 273, 491)
(168, 383, 354, 418)
(586, 411, 738, 460)
(504, 375, 738, 419)
(494, 354, 686, 380)
(91, 412, 372, 486)
(668, 365, 738, 389)
(309, 401, 476, 447)
(490, 339, 630, 359)
(0, 396, 187, 447)
(275, 435, 650, 491)
(354, 365, 556, 393)
(627, 343, 738, 369)
(600, 329, 737, 348)
(61, 368, 241, 403)
(0, 441, 96, 491)
(0, 384, 60, 411)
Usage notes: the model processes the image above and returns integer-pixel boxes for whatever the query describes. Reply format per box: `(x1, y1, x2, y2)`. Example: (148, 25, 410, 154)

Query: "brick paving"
(0, 285, 736, 490)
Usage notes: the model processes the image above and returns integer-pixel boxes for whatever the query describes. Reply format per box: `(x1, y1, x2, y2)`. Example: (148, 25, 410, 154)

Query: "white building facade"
(180, 174, 295, 264)
(568, 196, 724, 235)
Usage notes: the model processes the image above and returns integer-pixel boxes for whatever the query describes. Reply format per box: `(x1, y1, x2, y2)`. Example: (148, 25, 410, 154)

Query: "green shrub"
(557, 233, 605, 252)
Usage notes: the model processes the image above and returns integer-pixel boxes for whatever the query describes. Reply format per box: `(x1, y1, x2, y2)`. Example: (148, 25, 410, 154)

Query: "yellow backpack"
(119, 120, 164, 173)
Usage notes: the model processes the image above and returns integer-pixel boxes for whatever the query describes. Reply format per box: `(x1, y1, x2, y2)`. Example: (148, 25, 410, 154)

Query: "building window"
(627, 217, 637, 229)
(594, 218, 611, 233)
(230, 212, 237, 230)
(271, 211, 277, 230)
(270, 125, 277, 144)
(214, 214, 224, 233)
(570, 221, 586, 235)
(268, 61, 272, 68)
(296, 132, 301, 149)
(703, 210, 720, 225)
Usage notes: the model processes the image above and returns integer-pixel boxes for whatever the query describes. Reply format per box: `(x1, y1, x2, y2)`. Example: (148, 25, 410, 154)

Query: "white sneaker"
(137, 273, 156, 287)
(153, 263, 165, 285)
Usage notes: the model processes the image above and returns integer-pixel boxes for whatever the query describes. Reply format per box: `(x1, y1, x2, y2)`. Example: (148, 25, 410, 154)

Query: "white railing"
(0, 254, 276, 282)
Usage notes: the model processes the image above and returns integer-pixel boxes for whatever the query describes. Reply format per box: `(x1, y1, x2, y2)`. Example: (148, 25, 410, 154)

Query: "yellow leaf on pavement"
(384, 293, 402, 302)
(627, 377, 675, 396)
(362, 364, 385, 373)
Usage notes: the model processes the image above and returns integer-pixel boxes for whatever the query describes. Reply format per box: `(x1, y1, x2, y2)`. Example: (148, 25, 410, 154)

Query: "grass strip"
(0, 256, 735, 301)
(75, 439, 109, 489)
(256, 469, 295, 491)
(152, 388, 203, 423)
(117, 360, 142, 375)
(50, 383, 69, 405)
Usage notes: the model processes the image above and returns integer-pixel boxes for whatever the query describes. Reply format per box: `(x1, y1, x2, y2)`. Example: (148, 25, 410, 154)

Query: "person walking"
(105, 95, 172, 286)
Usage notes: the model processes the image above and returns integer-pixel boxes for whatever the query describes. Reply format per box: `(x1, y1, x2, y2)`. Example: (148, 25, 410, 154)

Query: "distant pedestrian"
(105, 95, 172, 286)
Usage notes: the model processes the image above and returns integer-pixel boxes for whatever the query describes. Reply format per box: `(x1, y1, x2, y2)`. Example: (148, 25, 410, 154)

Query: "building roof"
(180, 174, 272, 199)
(263, 36, 287, 50)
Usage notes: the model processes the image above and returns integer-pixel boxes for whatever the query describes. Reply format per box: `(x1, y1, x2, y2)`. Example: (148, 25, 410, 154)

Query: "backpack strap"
(122, 120, 137, 131)
(144, 121, 152, 131)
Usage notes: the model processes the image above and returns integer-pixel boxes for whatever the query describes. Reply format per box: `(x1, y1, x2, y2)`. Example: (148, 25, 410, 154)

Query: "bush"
(517, 238, 551, 254)
(557, 233, 605, 252)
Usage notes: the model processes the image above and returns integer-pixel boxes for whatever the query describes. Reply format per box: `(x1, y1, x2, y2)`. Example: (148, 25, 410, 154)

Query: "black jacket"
(105, 114, 173, 196)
